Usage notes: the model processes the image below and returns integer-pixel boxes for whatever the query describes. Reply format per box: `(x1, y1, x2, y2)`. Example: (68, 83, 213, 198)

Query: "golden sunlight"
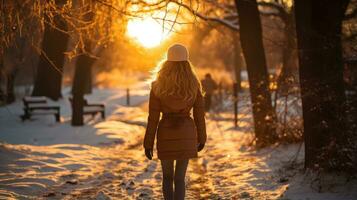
(127, 18, 170, 48)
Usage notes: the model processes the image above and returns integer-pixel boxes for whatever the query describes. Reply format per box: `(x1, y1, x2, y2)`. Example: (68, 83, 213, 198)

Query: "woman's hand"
(145, 148, 153, 160)
(197, 143, 205, 152)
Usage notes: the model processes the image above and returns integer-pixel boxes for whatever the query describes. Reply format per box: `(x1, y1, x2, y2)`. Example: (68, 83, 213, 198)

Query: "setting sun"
(127, 18, 170, 48)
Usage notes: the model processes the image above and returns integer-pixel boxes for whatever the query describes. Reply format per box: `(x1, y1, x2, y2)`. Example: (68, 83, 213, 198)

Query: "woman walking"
(143, 44, 207, 200)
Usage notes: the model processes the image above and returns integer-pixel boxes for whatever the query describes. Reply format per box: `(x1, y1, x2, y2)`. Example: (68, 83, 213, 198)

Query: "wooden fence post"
(218, 82, 223, 106)
(126, 88, 130, 106)
(233, 82, 238, 127)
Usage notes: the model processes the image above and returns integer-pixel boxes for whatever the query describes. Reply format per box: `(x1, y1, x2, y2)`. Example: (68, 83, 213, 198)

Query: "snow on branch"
(258, 1, 289, 22)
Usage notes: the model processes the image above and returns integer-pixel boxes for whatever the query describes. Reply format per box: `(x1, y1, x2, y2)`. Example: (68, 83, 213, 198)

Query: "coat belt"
(162, 112, 190, 118)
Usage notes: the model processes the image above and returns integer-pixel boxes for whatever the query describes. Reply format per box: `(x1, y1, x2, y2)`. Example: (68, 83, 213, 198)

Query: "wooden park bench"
(21, 96, 60, 122)
(69, 97, 105, 119)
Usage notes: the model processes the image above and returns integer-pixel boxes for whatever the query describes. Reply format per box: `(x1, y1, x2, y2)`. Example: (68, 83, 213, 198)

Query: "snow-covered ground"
(0, 83, 356, 200)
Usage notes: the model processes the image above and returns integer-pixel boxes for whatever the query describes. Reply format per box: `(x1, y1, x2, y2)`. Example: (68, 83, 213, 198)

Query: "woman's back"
(143, 44, 207, 200)
(145, 82, 206, 160)
(153, 83, 195, 113)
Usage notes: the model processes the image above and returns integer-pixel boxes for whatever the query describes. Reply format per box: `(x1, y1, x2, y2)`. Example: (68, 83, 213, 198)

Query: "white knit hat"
(167, 44, 189, 61)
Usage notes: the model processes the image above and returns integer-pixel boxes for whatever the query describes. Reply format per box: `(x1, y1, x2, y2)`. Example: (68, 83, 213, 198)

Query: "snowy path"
(1, 85, 357, 199)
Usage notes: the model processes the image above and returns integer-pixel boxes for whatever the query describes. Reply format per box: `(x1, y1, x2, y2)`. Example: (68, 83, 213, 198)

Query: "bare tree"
(235, 0, 278, 147)
(71, 7, 96, 126)
(2, 0, 131, 102)
(295, 0, 354, 170)
(32, 0, 69, 100)
(232, 33, 244, 91)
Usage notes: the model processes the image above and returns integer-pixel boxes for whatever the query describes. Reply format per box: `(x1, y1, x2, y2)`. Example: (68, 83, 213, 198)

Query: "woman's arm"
(193, 91, 207, 145)
(143, 89, 161, 150)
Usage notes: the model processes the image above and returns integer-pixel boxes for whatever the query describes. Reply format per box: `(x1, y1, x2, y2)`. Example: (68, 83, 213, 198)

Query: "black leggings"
(160, 159, 189, 200)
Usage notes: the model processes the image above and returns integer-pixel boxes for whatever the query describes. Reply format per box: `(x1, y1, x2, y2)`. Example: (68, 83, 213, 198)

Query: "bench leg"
(55, 110, 60, 122)
(55, 114, 59, 122)
(101, 111, 105, 119)
(22, 109, 31, 121)
(21, 114, 28, 121)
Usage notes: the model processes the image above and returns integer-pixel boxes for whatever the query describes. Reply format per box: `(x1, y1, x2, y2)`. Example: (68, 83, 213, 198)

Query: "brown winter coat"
(143, 84, 207, 160)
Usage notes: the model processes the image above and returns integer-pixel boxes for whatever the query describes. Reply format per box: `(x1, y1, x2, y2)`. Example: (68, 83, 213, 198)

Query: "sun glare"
(127, 18, 169, 48)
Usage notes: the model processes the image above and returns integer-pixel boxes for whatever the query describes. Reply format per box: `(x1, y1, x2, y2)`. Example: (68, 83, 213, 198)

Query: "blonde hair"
(152, 61, 202, 101)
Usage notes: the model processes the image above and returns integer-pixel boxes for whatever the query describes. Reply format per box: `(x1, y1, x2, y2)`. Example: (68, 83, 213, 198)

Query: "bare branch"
(170, 0, 239, 31)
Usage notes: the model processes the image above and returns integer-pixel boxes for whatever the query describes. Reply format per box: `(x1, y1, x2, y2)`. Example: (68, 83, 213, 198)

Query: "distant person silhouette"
(201, 73, 217, 112)
(144, 44, 207, 200)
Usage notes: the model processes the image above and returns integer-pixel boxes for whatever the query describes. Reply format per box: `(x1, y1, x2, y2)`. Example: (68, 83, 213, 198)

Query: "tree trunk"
(72, 54, 93, 95)
(0, 60, 4, 102)
(294, 0, 351, 170)
(71, 53, 94, 126)
(278, 12, 297, 96)
(233, 34, 243, 91)
(71, 7, 95, 126)
(32, 11, 69, 100)
(0, 0, 3, 101)
(234, 0, 278, 147)
(71, 94, 85, 126)
(6, 70, 16, 103)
